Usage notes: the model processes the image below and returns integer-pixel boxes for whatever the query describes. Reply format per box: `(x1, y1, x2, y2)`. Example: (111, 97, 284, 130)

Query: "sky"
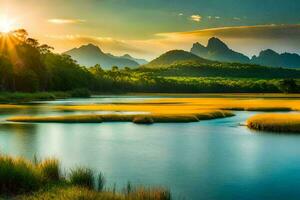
(0, 0, 300, 60)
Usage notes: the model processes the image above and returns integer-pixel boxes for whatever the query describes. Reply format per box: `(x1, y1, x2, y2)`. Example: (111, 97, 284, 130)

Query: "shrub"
(69, 167, 94, 189)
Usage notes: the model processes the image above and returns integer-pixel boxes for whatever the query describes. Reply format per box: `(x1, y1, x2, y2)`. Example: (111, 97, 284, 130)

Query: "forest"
(0, 29, 300, 94)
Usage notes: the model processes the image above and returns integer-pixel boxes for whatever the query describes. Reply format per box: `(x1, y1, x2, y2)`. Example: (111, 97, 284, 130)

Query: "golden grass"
(247, 114, 300, 133)
(53, 98, 300, 113)
(7, 110, 234, 124)
(17, 186, 171, 200)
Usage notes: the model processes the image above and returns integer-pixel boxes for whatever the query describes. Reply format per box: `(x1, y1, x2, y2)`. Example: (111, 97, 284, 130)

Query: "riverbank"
(0, 155, 170, 200)
(0, 89, 91, 103)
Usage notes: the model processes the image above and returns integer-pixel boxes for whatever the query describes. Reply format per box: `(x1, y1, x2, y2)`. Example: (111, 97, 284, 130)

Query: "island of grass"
(6, 110, 234, 124)
(247, 114, 300, 133)
(0, 155, 170, 200)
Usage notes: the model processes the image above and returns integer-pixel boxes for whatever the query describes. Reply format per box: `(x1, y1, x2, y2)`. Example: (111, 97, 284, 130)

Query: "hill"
(145, 50, 212, 68)
(64, 44, 139, 69)
(191, 37, 250, 63)
(252, 49, 300, 69)
(120, 54, 148, 65)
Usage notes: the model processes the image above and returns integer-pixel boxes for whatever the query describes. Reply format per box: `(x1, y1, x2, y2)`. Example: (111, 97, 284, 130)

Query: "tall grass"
(69, 168, 95, 190)
(0, 156, 42, 195)
(0, 155, 171, 199)
(38, 159, 60, 182)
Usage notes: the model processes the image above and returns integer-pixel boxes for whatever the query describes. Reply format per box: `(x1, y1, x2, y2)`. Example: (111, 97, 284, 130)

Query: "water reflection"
(1, 100, 300, 199)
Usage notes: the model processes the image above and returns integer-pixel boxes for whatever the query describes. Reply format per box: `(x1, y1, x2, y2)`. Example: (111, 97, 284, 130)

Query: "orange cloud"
(48, 19, 86, 24)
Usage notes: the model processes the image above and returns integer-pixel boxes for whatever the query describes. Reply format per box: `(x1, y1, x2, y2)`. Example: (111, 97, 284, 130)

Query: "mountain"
(251, 49, 300, 69)
(145, 50, 212, 68)
(191, 37, 250, 63)
(120, 54, 148, 65)
(64, 44, 139, 69)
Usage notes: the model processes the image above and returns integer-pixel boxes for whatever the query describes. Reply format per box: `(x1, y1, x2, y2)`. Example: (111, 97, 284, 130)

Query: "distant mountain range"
(145, 50, 212, 68)
(191, 37, 300, 68)
(65, 39, 300, 69)
(64, 44, 146, 69)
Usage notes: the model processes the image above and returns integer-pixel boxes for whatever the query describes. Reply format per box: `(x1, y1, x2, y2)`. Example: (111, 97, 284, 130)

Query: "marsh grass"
(247, 114, 300, 133)
(8, 115, 103, 123)
(1, 155, 171, 199)
(17, 186, 171, 200)
(69, 168, 95, 190)
(7, 110, 234, 124)
(0, 156, 42, 195)
(38, 159, 60, 182)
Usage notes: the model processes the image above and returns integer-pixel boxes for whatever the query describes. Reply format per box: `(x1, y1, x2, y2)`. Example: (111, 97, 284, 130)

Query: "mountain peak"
(80, 43, 103, 54)
(259, 49, 278, 56)
(207, 37, 229, 51)
(64, 44, 139, 69)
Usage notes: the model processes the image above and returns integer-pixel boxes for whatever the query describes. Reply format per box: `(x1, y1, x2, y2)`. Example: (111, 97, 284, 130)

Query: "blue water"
(0, 97, 300, 200)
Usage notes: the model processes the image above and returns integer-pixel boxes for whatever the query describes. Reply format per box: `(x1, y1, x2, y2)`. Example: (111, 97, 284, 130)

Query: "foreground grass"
(247, 114, 300, 133)
(7, 110, 234, 124)
(0, 155, 171, 200)
(17, 186, 170, 200)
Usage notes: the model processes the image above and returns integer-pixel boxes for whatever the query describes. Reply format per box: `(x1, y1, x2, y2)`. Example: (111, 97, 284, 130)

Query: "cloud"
(156, 24, 300, 56)
(44, 34, 151, 57)
(47, 18, 86, 24)
(190, 15, 202, 22)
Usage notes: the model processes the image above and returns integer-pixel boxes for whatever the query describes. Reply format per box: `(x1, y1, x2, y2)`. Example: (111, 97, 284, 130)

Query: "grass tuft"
(69, 167, 95, 190)
(38, 159, 60, 182)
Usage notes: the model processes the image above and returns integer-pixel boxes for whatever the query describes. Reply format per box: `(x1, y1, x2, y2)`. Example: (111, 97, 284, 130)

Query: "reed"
(247, 114, 300, 133)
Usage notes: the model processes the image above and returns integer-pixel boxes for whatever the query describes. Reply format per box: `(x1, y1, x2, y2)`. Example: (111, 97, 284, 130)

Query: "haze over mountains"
(64, 44, 144, 69)
(191, 37, 300, 69)
(65, 38, 300, 69)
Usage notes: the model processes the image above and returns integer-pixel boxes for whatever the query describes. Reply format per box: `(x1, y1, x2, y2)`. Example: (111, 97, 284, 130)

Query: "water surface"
(0, 96, 300, 200)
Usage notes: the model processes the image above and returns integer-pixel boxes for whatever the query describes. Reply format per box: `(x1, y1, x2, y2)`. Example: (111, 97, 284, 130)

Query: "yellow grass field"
(247, 114, 300, 133)
(7, 110, 234, 123)
(3, 94, 300, 124)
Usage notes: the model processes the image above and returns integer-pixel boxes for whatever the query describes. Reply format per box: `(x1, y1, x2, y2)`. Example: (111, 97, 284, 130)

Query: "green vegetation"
(1, 29, 300, 96)
(247, 114, 300, 133)
(0, 155, 171, 200)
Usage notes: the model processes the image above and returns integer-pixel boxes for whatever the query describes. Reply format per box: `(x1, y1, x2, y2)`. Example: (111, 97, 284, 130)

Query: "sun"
(0, 17, 15, 33)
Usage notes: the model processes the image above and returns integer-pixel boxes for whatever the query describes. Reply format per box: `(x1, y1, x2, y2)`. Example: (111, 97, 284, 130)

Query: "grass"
(0, 156, 42, 195)
(69, 168, 94, 190)
(0, 92, 70, 103)
(0, 155, 171, 200)
(247, 114, 300, 133)
(38, 159, 60, 182)
(7, 110, 234, 124)
(16, 185, 171, 200)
